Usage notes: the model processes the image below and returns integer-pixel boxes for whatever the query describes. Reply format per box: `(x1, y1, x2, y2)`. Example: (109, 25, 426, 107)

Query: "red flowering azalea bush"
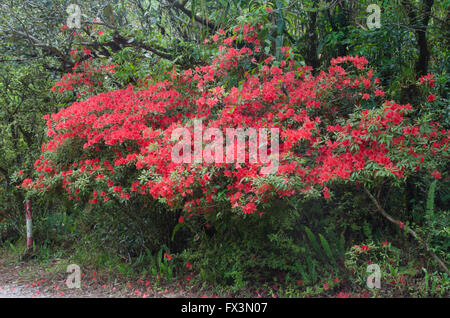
(22, 25, 449, 228)
(51, 47, 118, 99)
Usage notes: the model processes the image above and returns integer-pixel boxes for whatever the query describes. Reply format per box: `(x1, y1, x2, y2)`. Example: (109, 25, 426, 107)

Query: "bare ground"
(0, 256, 194, 298)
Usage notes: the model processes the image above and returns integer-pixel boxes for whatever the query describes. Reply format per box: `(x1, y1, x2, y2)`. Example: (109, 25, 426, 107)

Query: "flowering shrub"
(51, 48, 117, 98)
(23, 25, 449, 225)
(342, 240, 435, 294)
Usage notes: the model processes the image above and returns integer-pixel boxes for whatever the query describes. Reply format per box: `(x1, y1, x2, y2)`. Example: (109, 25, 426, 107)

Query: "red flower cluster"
(353, 245, 371, 252)
(51, 58, 116, 97)
(23, 25, 449, 221)
(418, 73, 435, 87)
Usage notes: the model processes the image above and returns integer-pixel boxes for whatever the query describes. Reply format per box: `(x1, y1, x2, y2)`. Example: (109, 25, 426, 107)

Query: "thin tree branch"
(166, 0, 217, 31)
(364, 186, 449, 275)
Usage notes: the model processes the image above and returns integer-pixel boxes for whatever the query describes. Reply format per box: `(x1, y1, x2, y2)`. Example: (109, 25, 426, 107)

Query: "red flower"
(337, 291, 351, 298)
(242, 202, 257, 214)
(178, 215, 185, 223)
(323, 186, 330, 199)
(374, 89, 385, 97)
(431, 170, 441, 180)
(360, 245, 370, 252)
(427, 94, 436, 102)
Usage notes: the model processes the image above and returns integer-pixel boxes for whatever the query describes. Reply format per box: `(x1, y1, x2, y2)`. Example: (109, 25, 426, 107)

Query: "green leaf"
(171, 222, 185, 241)
(304, 226, 325, 262)
(319, 233, 336, 266)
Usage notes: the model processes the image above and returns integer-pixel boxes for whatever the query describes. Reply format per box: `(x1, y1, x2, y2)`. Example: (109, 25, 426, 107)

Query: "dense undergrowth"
(2, 180, 449, 297)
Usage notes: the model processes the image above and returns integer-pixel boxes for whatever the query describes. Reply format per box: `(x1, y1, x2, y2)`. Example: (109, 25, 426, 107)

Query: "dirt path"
(0, 258, 190, 298)
(0, 283, 43, 298)
(0, 263, 119, 298)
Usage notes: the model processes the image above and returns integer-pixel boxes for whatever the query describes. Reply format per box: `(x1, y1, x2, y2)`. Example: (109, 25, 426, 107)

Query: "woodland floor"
(0, 255, 195, 298)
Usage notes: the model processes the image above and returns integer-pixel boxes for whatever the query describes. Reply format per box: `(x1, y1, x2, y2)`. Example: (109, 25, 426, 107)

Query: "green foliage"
(0, 63, 65, 240)
(345, 240, 449, 297)
(319, 233, 337, 267)
(426, 180, 437, 218)
(423, 180, 450, 263)
(304, 226, 324, 262)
